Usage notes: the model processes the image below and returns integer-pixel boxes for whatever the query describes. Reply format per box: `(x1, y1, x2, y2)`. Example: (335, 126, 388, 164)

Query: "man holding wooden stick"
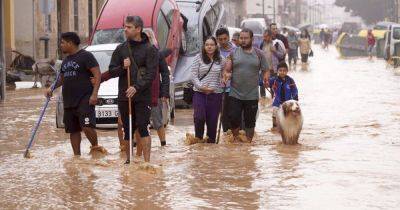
(101, 16, 158, 164)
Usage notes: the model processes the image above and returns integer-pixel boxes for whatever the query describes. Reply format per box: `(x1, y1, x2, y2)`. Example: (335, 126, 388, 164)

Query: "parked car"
(173, 0, 224, 104)
(90, 0, 183, 116)
(240, 18, 267, 48)
(383, 24, 400, 66)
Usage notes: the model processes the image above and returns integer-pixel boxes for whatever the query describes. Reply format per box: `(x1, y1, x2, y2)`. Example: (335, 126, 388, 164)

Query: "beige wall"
(4, 0, 103, 62)
(222, 0, 247, 27)
(14, 0, 34, 57)
(4, 0, 15, 67)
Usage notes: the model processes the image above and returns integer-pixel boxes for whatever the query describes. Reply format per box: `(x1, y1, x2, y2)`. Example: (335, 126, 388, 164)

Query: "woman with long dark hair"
(190, 36, 224, 143)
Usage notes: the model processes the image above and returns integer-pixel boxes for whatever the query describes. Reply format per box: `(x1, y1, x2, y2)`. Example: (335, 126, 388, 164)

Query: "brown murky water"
(1, 47, 400, 209)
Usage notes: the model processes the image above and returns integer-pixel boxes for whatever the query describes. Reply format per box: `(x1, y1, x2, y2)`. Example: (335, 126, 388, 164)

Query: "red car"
(90, 0, 184, 116)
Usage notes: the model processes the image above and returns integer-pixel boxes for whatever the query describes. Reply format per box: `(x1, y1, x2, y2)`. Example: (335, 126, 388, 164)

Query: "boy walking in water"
(269, 62, 299, 131)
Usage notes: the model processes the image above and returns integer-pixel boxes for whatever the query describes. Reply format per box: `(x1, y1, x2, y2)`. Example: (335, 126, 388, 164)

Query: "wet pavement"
(1, 46, 400, 209)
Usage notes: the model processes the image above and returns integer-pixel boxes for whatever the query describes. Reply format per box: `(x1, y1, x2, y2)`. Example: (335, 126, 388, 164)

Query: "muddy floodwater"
(1, 47, 400, 209)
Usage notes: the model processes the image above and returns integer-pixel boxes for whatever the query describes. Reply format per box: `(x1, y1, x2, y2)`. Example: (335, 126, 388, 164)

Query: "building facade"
(221, 0, 247, 27)
(1, 0, 5, 100)
(3, 0, 105, 70)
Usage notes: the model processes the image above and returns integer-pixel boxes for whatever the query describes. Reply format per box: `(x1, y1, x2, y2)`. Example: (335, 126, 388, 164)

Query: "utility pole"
(262, 0, 265, 19)
(273, 0, 276, 23)
(0, 0, 5, 100)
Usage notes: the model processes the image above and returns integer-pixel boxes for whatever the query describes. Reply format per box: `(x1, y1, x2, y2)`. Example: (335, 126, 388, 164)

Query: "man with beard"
(100, 16, 158, 164)
(45, 32, 107, 156)
(223, 28, 270, 142)
(269, 23, 288, 62)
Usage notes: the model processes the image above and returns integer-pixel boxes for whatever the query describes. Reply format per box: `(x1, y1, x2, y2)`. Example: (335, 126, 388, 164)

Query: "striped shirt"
(191, 54, 225, 93)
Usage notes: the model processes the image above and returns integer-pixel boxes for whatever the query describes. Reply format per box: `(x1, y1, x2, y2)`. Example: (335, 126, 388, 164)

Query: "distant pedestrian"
(367, 29, 376, 60)
(270, 23, 288, 62)
(299, 32, 311, 69)
(287, 30, 299, 67)
(231, 32, 240, 47)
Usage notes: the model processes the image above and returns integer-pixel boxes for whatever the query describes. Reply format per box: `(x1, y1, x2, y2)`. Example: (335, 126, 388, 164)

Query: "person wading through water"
(191, 36, 225, 143)
(100, 16, 158, 164)
(45, 32, 107, 156)
(223, 28, 270, 142)
(216, 27, 236, 132)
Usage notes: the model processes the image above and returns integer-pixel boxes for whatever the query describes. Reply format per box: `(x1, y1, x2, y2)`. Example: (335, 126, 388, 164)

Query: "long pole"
(127, 66, 133, 162)
(24, 66, 60, 158)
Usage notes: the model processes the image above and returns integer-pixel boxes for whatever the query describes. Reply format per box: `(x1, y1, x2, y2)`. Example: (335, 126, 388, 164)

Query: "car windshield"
(242, 21, 263, 35)
(92, 29, 125, 45)
(178, 3, 201, 55)
(91, 50, 113, 73)
(91, 28, 155, 45)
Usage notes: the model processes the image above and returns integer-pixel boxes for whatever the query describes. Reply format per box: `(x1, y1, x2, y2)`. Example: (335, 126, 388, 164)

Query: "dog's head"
(282, 100, 301, 117)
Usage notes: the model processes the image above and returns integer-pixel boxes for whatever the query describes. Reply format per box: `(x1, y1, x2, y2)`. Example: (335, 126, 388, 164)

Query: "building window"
(74, 0, 79, 31)
(45, 14, 52, 32)
(88, 0, 93, 34)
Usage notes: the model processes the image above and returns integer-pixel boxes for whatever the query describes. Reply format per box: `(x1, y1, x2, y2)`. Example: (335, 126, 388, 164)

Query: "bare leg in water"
(70, 132, 82, 155)
(135, 130, 143, 157)
(157, 127, 166, 146)
(141, 136, 152, 162)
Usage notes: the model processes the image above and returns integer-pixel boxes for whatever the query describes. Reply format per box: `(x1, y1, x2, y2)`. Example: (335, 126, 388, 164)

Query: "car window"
(157, 11, 170, 49)
(92, 29, 126, 45)
(91, 50, 113, 73)
(161, 0, 174, 25)
(177, 3, 200, 55)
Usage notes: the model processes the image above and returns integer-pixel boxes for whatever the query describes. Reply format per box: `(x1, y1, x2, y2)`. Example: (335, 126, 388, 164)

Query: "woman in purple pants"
(191, 36, 225, 143)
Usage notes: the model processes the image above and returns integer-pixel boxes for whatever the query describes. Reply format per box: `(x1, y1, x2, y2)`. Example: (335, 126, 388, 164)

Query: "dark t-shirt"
(61, 49, 99, 108)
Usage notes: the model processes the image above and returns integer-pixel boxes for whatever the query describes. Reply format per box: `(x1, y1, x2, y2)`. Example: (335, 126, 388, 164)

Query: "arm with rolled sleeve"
(134, 45, 158, 92)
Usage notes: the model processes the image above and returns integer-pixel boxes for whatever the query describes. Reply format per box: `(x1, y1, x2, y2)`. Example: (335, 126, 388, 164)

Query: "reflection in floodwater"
(1, 47, 400, 208)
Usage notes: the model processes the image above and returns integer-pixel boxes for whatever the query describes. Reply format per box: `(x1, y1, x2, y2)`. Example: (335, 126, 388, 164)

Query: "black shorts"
(64, 96, 96, 133)
(118, 100, 151, 140)
(301, 53, 309, 63)
(228, 97, 258, 129)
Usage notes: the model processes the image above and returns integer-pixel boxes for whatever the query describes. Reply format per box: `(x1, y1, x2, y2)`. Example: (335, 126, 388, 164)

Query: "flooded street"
(1, 46, 400, 209)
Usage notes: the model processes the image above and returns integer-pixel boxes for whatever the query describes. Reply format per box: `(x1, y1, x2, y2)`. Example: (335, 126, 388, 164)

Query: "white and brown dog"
(276, 100, 303, 145)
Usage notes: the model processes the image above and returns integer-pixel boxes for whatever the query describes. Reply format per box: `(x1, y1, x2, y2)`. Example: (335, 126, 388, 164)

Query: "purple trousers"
(193, 91, 222, 143)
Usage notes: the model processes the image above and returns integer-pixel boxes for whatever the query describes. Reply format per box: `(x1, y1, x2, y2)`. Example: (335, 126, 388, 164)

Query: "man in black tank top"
(45, 32, 107, 156)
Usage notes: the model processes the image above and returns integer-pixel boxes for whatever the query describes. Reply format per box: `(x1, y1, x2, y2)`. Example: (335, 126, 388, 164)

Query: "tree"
(335, 0, 391, 24)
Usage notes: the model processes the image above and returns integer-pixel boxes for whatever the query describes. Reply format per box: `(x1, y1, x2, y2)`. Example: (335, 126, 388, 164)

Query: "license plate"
(96, 109, 118, 118)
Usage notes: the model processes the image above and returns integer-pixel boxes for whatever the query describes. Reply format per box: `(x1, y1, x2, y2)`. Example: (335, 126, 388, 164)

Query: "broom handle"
(24, 66, 60, 158)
